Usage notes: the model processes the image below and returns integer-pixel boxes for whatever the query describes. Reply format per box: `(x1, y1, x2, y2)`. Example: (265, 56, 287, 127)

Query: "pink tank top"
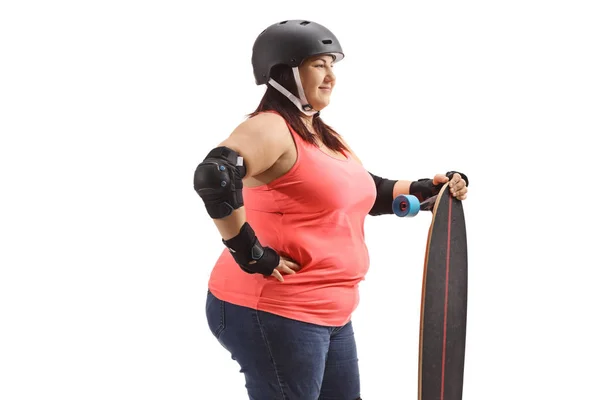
(207, 113, 377, 327)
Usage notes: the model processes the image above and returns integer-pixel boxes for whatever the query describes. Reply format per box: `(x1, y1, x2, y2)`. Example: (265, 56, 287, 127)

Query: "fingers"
(270, 257, 301, 282)
(283, 258, 301, 271)
(271, 269, 284, 282)
(429, 173, 469, 200)
(449, 174, 463, 190)
(448, 173, 468, 199)
(452, 186, 468, 199)
(449, 172, 461, 185)
(432, 173, 449, 185)
(277, 265, 298, 275)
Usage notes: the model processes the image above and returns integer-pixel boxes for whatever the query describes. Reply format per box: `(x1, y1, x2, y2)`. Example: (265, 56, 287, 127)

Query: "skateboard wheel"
(393, 194, 420, 217)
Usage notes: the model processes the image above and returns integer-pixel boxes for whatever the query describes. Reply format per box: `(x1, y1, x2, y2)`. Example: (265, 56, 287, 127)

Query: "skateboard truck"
(392, 194, 438, 217)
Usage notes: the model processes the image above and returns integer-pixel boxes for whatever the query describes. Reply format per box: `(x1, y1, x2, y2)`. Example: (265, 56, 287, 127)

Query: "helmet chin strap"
(268, 66, 318, 117)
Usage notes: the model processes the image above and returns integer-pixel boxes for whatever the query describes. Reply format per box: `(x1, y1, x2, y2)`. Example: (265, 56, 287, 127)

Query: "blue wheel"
(393, 194, 420, 218)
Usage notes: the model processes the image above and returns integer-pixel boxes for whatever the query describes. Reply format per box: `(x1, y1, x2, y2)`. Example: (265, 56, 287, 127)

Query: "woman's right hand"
(270, 256, 301, 282)
(245, 251, 300, 282)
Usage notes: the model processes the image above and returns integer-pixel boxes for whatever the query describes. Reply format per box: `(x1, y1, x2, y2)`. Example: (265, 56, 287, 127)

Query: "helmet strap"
(268, 67, 318, 116)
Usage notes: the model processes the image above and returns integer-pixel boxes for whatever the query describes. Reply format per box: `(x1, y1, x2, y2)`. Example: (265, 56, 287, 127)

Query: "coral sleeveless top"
(207, 114, 377, 327)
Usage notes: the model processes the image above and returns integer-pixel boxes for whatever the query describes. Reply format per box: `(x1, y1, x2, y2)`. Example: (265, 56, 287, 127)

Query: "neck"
(301, 114, 313, 124)
(300, 114, 315, 133)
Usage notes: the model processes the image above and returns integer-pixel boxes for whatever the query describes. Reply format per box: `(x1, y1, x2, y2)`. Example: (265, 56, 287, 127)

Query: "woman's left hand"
(432, 172, 468, 200)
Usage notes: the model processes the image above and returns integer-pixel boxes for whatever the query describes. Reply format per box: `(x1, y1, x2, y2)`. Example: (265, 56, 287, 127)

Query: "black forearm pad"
(222, 222, 280, 276)
(368, 172, 398, 216)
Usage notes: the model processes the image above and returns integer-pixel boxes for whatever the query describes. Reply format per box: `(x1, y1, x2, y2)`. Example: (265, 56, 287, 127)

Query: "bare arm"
(194, 112, 300, 280)
(208, 113, 290, 240)
(340, 137, 468, 215)
(392, 180, 412, 198)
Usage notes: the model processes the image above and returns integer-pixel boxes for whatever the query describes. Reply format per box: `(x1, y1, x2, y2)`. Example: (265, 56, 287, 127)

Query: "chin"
(312, 100, 329, 111)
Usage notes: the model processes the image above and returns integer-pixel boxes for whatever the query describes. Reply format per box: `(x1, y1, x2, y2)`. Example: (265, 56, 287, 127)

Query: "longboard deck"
(418, 182, 468, 400)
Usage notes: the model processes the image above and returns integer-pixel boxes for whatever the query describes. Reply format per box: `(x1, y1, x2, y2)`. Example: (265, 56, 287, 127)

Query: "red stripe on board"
(441, 198, 452, 400)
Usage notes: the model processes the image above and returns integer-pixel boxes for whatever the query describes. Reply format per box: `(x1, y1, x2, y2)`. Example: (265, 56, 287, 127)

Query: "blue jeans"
(205, 290, 362, 400)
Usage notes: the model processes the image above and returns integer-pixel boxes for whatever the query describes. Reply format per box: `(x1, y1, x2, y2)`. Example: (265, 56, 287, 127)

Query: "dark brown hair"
(247, 64, 349, 153)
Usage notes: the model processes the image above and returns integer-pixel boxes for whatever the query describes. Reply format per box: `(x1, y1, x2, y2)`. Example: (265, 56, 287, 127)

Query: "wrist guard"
(409, 178, 439, 202)
(222, 222, 280, 276)
(409, 171, 469, 202)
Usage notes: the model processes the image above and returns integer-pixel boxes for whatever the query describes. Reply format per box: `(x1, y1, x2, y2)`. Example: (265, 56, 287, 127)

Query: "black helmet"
(251, 20, 344, 85)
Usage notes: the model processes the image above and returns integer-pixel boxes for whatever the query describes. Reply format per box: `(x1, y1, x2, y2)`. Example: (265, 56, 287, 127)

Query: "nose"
(325, 67, 336, 82)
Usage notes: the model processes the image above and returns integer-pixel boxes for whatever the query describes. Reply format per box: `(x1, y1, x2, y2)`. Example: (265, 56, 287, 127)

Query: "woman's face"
(298, 54, 336, 111)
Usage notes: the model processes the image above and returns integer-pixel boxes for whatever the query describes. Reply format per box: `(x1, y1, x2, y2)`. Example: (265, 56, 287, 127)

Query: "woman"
(193, 19, 469, 400)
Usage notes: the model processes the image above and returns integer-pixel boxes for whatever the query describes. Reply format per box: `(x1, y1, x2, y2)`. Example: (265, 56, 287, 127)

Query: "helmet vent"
(322, 39, 332, 44)
(279, 21, 288, 24)
(300, 21, 311, 26)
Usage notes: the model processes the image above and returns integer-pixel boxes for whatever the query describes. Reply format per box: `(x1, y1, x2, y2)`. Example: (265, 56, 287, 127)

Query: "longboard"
(394, 182, 468, 400)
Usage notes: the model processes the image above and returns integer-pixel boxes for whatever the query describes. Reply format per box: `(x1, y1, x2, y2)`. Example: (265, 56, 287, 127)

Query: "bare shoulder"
(238, 112, 289, 137)
(218, 112, 292, 178)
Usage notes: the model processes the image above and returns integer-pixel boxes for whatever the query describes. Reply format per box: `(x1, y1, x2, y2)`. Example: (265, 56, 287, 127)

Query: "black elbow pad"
(368, 172, 397, 216)
(194, 146, 246, 219)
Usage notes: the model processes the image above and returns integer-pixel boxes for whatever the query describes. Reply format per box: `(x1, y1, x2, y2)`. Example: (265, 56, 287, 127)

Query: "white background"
(1, 0, 599, 399)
